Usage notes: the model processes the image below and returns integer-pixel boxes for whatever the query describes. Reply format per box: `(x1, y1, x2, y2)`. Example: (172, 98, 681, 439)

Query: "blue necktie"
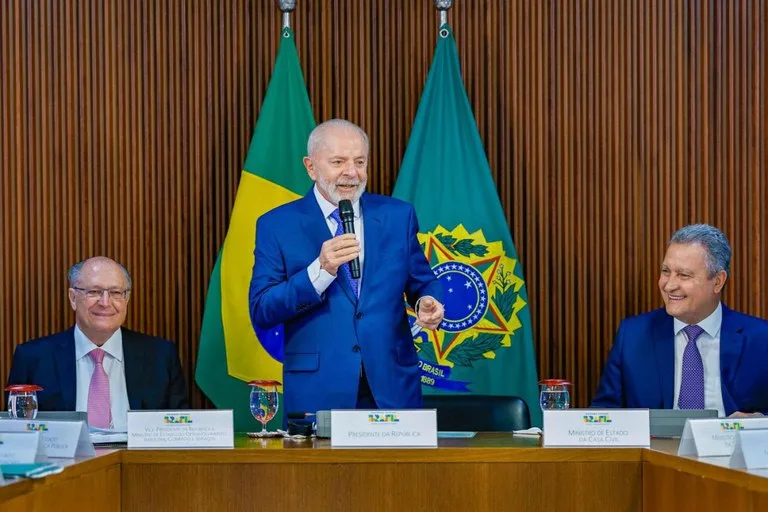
(330, 208, 359, 298)
(677, 324, 706, 409)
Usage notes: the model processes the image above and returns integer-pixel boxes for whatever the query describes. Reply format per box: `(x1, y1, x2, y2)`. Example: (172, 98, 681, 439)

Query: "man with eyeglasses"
(7, 256, 189, 430)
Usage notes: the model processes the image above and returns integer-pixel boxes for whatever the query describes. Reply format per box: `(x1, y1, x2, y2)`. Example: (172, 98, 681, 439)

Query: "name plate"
(542, 409, 650, 447)
(0, 432, 41, 464)
(331, 410, 437, 447)
(127, 410, 234, 448)
(729, 428, 768, 469)
(678, 418, 768, 457)
(0, 420, 94, 458)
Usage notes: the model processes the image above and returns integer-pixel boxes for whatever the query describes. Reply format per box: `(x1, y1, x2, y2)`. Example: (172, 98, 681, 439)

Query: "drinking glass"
(248, 380, 280, 434)
(539, 379, 572, 410)
(6, 385, 43, 419)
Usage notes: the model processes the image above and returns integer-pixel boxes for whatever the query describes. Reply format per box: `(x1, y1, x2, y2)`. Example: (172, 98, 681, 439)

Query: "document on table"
(512, 427, 542, 437)
(89, 427, 128, 444)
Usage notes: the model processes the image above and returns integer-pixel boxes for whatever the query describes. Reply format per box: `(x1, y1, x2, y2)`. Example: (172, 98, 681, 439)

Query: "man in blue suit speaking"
(249, 119, 444, 416)
(592, 224, 768, 416)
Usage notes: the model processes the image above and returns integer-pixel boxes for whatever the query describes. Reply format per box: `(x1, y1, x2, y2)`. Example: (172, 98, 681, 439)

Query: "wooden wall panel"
(1, 0, 766, 409)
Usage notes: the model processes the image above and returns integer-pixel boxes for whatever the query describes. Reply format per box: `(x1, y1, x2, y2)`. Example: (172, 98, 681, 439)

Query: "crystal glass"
(539, 379, 572, 410)
(248, 380, 280, 434)
(6, 385, 43, 419)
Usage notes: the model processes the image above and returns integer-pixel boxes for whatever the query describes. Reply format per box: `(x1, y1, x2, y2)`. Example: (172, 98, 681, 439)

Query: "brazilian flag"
(196, 28, 315, 431)
(393, 25, 542, 426)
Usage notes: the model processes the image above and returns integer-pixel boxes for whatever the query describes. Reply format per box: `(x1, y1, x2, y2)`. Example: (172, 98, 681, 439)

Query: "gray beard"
(317, 177, 367, 205)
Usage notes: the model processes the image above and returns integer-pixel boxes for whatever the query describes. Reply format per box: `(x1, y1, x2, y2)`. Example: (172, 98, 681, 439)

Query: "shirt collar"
(74, 324, 124, 362)
(673, 301, 722, 338)
(313, 184, 361, 220)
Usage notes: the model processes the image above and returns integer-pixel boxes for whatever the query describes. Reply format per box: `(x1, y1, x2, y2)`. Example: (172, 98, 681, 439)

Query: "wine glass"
(539, 379, 572, 410)
(248, 380, 280, 435)
(5, 384, 43, 419)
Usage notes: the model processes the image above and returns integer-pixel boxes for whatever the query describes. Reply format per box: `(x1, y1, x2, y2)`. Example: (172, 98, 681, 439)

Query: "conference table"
(0, 434, 766, 511)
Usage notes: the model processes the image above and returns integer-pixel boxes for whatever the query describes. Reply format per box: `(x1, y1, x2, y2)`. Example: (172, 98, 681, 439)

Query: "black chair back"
(422, 394, 531, 432)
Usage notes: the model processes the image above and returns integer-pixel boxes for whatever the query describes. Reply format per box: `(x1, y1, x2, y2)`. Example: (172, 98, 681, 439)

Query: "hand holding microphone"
(319, 235, 359, 277)
(337, 200, 361, 279)
(318, 199, 360, 277)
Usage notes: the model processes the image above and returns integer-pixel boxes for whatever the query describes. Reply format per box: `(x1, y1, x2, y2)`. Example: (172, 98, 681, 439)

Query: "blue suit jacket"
(249, 191, 443, 416)
(592, 306, 768, 415)
(7, 327, 189, 411)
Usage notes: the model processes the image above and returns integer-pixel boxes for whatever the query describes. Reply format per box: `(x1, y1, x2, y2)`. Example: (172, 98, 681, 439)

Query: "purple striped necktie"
(87, 348, 112, 428)
(330, 208, 359, 297)
(677, 324, 706, 409)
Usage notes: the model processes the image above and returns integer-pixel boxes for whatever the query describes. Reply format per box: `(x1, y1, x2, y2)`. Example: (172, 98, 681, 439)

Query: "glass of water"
(248, 380, 280, 434)
(5, 384, 43, 419)
(539, 379, 572, 410)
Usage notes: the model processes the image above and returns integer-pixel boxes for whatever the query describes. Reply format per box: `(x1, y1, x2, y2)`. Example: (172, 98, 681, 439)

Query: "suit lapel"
(719, 305, 744, 415)
(652, 313, 675, 409)
(358, 194, 382, 306)
(299, 192, 333, 255)
(122, 329, 145, 410)
(55, 328, 77, 410)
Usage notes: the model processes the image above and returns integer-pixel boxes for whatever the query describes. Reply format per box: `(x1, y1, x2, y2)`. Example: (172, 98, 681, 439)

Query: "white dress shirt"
(673, 302, 725, 417)
(74, 325, 131, 430)
(307, 185, 365, 295)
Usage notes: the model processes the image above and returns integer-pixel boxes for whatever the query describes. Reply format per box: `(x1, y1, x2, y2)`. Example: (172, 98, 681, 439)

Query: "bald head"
(68, 257, 132, 290)
(307, 119, 369, 158)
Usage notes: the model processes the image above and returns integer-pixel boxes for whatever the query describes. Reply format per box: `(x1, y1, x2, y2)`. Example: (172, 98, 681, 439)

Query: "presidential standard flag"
(393, 25, 542, 426)
(196, 28, 315, 431)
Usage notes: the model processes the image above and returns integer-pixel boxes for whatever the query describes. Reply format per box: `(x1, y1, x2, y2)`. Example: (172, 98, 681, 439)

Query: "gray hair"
(668, 224, 731, 277)
(306, 119, 369, 157)
(68, 257, 133, 289)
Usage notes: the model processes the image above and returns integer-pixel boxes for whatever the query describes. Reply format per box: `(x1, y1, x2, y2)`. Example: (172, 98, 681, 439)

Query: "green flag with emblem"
(393, 24, 541, 426)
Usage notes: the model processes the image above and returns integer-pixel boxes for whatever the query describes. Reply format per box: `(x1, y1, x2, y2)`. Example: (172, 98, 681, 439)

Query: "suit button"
(352, 345, 361, 352)
(356, 312, 363, 319)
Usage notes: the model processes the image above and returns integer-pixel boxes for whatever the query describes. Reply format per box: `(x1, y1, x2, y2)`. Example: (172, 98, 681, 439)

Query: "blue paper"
(1, 463, 63, 479)
(437, 431, 477, 438)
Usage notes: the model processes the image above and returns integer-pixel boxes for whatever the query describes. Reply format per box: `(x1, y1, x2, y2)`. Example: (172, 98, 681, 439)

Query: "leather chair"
(422, 394, 531, 431)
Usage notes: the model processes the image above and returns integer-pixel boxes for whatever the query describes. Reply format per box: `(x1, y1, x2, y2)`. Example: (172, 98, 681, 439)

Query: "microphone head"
(338, 199, 355, 221)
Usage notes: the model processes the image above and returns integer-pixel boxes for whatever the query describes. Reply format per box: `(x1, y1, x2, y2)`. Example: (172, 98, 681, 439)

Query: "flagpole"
(279, 0, 296, 29)
(434, 0, 453, 26)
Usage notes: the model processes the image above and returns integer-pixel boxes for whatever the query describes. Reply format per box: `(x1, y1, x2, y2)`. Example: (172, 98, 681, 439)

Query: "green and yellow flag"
(393, 25, 541, 426)
(196, 28, 315, 431)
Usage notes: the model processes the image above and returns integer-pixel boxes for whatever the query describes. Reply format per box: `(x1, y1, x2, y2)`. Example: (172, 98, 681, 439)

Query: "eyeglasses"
(72, 287, 131, 301)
